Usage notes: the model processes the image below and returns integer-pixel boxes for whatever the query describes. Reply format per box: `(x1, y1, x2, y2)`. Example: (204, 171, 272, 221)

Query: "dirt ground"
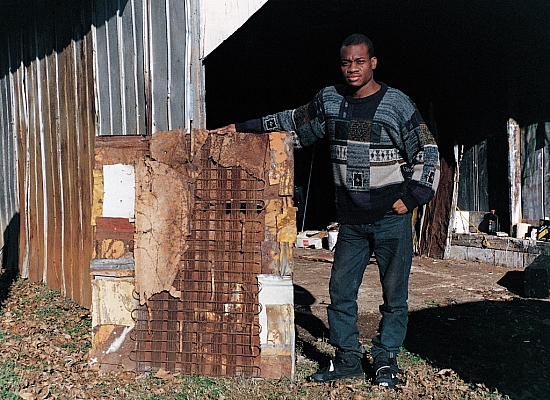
(1, 249, 549, 399)
(293, 248, 550, 400)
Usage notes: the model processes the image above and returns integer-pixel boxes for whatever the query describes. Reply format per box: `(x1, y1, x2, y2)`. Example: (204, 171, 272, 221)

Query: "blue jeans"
(327, 212, 412, 358)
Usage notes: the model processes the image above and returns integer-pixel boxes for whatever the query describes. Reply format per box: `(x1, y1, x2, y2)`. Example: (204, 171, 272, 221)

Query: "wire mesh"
(131, 137, 263, 376)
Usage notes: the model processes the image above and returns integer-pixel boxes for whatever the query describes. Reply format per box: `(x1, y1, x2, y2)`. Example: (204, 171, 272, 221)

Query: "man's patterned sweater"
(235, 82, 440, 224)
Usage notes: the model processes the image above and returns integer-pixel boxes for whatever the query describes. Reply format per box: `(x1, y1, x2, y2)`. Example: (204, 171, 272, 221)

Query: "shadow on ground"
(294, 284, 332, 367)
(294, 278, 550, 399)
(404, 297, 550, 399)
(0, 213, 19, 305)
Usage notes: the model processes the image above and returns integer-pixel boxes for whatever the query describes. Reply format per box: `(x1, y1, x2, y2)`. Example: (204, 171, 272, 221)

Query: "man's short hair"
(341, 34, 375, 58)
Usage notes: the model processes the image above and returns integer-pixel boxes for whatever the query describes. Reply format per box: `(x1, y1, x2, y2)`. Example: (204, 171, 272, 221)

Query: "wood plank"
(95, 217, 134, 237)
(78, 24, 96, 308)
(508, 119, 521, 232)
(64, 35, 82, 305)
(94, 135, 149, 168)
(44, 11, 63, 292)
(37, 12, 51, 284)
(27, 31, 44, 283)
(57, 33, 74, 301)
(12, 40, 29, 277)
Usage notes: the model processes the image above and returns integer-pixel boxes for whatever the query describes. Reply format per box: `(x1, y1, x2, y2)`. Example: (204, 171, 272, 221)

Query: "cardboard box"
(296, 231, 324, 249)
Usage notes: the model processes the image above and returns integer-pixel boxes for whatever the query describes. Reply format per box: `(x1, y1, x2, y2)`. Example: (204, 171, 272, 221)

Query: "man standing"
(212, 33, 440, 388)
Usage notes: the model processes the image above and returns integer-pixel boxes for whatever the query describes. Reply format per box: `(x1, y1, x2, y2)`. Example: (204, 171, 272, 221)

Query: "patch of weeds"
(0, 361, 20, 399)
(399, 348, 427, 368)
(21, 364, 41, 371)
(178, 375, 222, 398)
(169, 394, 190, 400)
(294, 343, 319, 380)
(60, 342, 78, 351)
(312, 337, 335, 357)
(0, 331, 23, 341)
(39, 288, 61, 300)
(295, 356, 318, 381)
(36, 304, 56, 318)
(66, 319, 91, 335)
(425, 299, 440, 307)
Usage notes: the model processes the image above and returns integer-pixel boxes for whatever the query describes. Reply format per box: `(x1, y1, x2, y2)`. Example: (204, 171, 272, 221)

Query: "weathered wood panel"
(26, 19, 46, 284)
(419, 154, 454, 258)
(40, 12, 62, 290)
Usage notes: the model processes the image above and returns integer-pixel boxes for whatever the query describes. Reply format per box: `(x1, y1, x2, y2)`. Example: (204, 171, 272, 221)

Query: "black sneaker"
(373, 351, 400, 389)
(309, 351, 365, 382)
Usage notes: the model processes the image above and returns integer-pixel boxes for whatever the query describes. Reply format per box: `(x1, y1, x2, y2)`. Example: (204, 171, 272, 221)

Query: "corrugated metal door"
(457, 140, 489, 212)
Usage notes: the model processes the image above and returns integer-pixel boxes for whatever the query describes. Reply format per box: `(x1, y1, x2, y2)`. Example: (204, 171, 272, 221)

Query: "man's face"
(340, 43, 377, 93)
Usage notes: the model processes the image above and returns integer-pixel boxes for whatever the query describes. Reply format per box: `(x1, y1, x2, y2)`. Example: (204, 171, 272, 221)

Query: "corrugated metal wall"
(522, 122, 550, 220)
(0, 1, 97, 307)
(92, 0, 192, 136)
(0, 0, 198, 307)
(93, 0, 146, 136)
(457, 141, 489, 212)
(0, 36, 19, 274)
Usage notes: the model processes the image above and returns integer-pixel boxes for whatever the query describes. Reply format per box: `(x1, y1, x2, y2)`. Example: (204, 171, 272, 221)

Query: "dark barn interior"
(205, 0, 550, 232)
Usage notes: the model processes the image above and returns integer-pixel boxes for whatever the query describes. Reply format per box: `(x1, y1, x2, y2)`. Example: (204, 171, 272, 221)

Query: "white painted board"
(103, 164, 135, 220)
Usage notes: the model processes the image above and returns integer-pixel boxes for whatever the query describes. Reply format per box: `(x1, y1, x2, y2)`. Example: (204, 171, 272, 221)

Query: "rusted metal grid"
(132, 137, 263, 376)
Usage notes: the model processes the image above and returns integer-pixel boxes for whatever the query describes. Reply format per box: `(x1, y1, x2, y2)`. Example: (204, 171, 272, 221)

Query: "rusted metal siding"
(0, 1, 96, 307)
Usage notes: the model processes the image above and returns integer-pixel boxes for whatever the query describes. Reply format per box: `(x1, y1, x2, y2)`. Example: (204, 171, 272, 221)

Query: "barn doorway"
(205, 0, 550, 236)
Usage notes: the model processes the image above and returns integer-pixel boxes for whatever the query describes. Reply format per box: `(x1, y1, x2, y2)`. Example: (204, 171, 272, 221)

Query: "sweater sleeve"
(399, 110, 440, 211)
(234, 90, 327, 148)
